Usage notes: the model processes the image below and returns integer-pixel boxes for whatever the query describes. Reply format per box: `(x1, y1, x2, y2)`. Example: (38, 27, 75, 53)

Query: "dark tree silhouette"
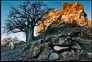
(3, 1, 53, 42)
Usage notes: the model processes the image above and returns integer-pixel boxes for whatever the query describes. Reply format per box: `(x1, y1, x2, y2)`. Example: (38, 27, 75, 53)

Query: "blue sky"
(1, 1, 91, 41)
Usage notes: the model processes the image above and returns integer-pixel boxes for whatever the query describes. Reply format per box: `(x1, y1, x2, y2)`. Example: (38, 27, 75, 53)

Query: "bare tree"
(3, 1, 53, 42)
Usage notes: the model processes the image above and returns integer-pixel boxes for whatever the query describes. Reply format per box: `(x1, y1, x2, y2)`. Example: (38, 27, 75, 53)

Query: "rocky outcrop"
(61, 2, 91, 26)
(35, 2, 92, 36)
(1, 22, 92, 61)
(35, 9, 61, 36)
(1, 2, 92, 61)
(62, 2, 84, 13)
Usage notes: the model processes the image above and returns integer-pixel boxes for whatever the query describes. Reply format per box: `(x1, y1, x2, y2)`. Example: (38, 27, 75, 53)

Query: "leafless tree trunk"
(3, 1, 53, 42)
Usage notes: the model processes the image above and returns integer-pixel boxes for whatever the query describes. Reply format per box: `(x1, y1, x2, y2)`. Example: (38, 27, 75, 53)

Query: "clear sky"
(1, 1, 91, 41)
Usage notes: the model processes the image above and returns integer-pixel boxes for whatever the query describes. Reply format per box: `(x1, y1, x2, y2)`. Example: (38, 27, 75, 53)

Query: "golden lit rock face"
(35, 2, 92, 36)
(62, 2, 84, 13)
(61, 2, 92, 26)
(35, 9, 61, 36)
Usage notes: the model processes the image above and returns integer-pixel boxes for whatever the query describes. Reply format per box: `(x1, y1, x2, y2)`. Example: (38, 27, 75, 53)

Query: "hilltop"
(35, 2, 92, 36)
(1, 2, 92, 61)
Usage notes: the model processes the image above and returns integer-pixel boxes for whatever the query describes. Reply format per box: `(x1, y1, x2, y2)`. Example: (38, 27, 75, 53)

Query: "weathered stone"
(49, 53, 59, 60)
(37, 49, 49, 60)
(35, 2, 92, 35)
(61, 51, 72, 58)
(1, 2, 92, 61)
(54, 46, 69, 52)
(71, 41, 81, 50)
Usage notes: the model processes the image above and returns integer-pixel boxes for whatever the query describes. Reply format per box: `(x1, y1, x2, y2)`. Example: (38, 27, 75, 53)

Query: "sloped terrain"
(1, 2, 92, 61)
(1, 22, 92, 61)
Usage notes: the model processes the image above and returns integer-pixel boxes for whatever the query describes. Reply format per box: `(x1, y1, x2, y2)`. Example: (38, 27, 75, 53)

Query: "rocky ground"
(1, 22, 92, 61)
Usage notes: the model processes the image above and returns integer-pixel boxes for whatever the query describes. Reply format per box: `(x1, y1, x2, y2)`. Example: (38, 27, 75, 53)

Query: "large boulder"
(35, 2, 92, 36)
